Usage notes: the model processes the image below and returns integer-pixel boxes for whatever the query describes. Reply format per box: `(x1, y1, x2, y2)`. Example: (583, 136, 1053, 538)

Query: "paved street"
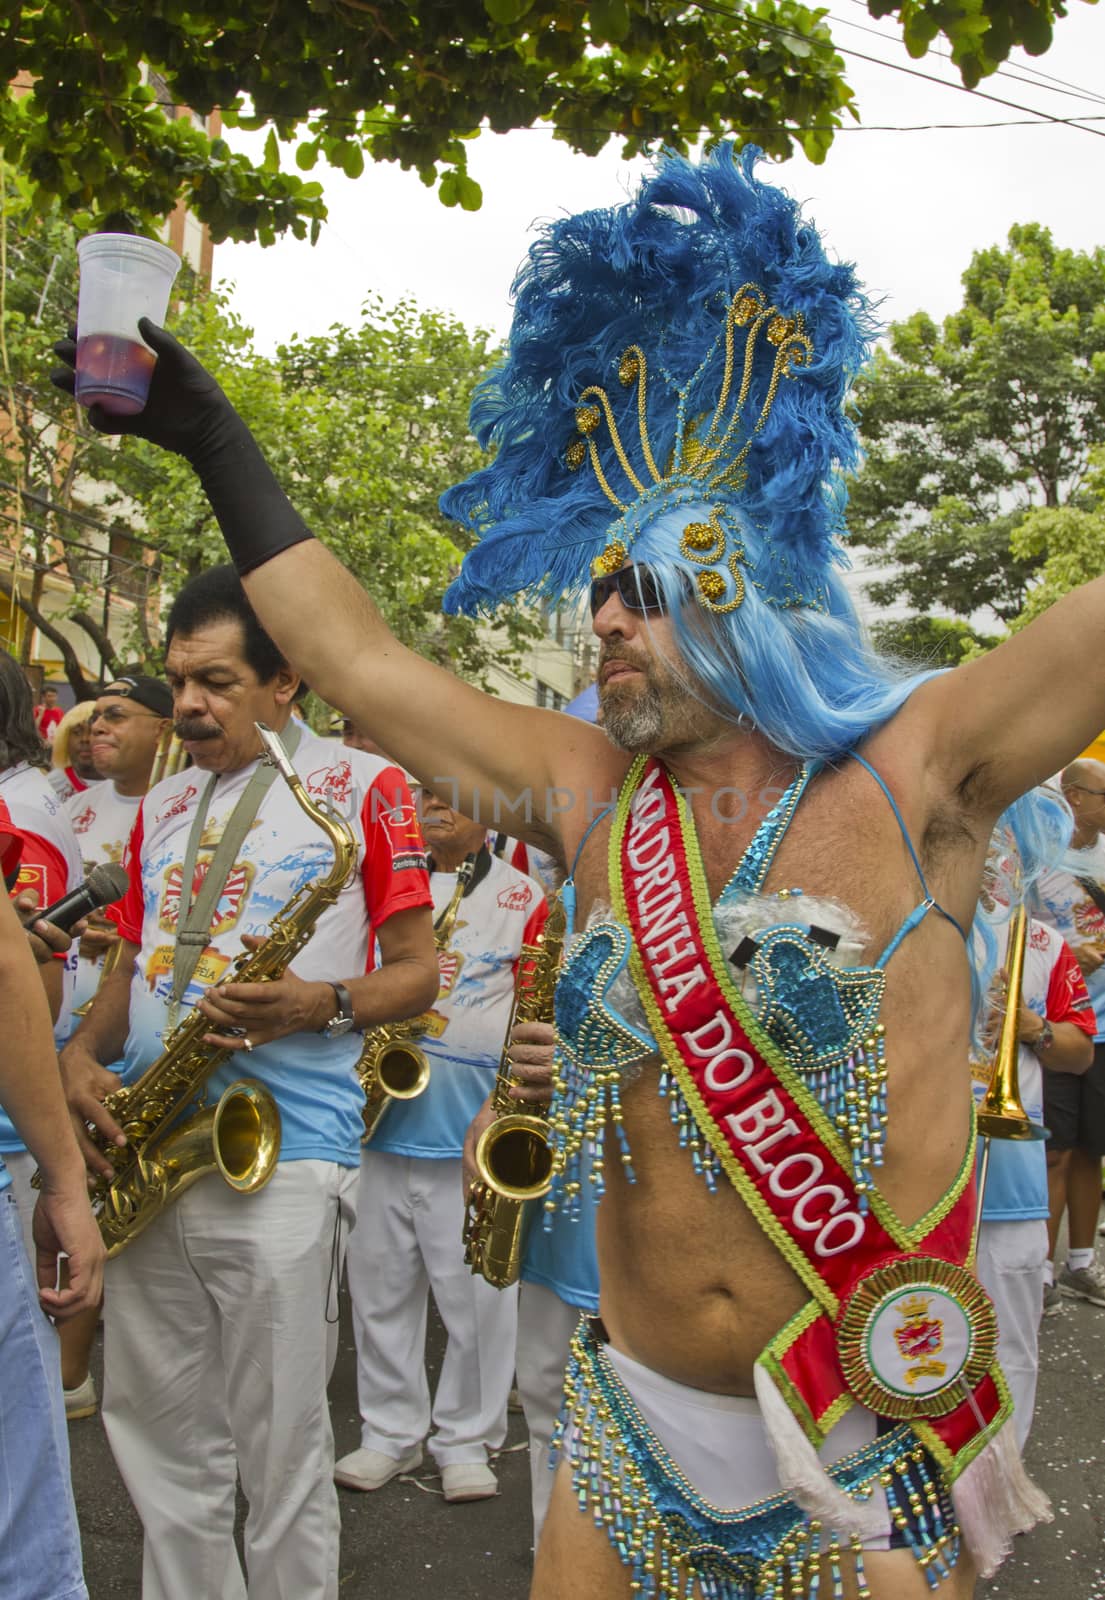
(72, 1286, 1104, 1598)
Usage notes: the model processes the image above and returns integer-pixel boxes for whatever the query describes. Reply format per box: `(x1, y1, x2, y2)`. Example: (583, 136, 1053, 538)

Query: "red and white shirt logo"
(496, 881, 534, 913)
(71, 804, 96, 836)
(157, 783, 200, 824)
(307, 761, 353, 808)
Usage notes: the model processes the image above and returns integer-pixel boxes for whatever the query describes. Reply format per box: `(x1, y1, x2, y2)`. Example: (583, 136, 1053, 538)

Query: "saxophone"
(81, 722, 358, 1258)
(359, 853, 476, 1142)
(463, 896, 565, 1289)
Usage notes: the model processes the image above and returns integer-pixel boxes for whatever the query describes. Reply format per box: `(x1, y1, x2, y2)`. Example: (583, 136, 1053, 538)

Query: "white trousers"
(975, 1217, 1047, 1452)
(102, 1159, 357, 1600)
(515, 1282, 581, 1544)
(347, 1150, 518, 1466)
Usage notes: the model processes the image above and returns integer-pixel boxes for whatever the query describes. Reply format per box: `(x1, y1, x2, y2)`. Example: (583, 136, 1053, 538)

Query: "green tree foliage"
(847, 224, 1105, 626)
(869, 614, 997, 666)
(0, 176, 139, 688)
(1006, 446, 1105, 630)
(2, 188, 538, 689)
(867, 0, 1090, 86)
(5, 0, 1087, 242)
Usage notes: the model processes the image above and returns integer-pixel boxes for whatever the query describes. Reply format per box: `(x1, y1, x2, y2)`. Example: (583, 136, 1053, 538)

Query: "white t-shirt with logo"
(370, 852, 548, 1159)
(1031, 838, 1105, 1039)
(66, 779, 143, 1014)
(111, 732, 432, 1170)
(0, 763, 83, 1151)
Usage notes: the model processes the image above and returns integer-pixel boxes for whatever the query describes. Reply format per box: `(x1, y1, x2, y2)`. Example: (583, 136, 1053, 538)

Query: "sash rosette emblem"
(835, 1255, 999, 1420)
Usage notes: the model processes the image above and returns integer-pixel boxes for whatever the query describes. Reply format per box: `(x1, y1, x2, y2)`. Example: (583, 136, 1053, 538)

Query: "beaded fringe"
(546, 1054, 635, 1224)
(821, 1024, 887, 1213)
(554, 1330, 962, 1600)
(546, 1013, 889, 1217)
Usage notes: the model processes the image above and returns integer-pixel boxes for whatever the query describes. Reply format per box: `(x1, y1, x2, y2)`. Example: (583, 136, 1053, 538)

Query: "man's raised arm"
(52, 323, 607, 849)
(910, 574, 1105, 815)
(239, 539, 603, 846)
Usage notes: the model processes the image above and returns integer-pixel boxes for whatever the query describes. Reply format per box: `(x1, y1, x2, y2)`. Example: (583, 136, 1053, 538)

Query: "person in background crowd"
(1031, 761, 1105, 1309)
(338, 790, 546, 1504)
(0, 843, 105, 1600)
(0, 652, 86, 1438)
(970, 813, 1094, 1448)
(54, 674, 174, 1423)
(33, 682, 64, 745)
(342, 717, 389, 759)
(58, 566, 438, 1600)
(68, 675, 173, 1017)
(49, 701, 99, 802)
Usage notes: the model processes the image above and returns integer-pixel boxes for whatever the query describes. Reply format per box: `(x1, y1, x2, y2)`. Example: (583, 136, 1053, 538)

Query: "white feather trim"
(754, 1363, 888, 1540)
(951, 1416, 1051, 1578)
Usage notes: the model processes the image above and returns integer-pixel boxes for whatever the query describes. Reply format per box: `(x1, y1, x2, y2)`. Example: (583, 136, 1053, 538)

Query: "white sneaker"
(441, 1462, 498, 1503)
(64, 1374, 98, 1421)
(1059, 1261, 1105, 1307)
(334, 1444, 422, 1491)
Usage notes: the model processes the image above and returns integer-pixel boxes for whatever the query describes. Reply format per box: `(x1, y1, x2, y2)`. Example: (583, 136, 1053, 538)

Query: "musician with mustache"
(57, 566, 438, 1600)
(55, 145, 1105, 1599)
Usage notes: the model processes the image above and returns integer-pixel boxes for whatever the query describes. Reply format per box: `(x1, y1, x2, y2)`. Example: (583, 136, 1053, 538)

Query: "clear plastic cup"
(75, 234, 182, 416)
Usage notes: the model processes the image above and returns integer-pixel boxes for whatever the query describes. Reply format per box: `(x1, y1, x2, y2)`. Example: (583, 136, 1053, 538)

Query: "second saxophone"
(464, 896, 565, 1288)
(358, 853, 477, 1141)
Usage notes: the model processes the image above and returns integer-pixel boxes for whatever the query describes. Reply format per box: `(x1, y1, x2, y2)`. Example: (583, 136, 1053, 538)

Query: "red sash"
(612, 757, 1008, 1478)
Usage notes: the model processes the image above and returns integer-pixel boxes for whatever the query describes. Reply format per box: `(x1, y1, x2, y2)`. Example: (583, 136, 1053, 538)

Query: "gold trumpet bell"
(975, 1096, 1048, 1143)
(214, 1080, 283, 1192)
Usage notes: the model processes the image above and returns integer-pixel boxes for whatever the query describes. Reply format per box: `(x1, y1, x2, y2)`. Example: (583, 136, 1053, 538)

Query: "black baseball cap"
(99, 674, 172, 718)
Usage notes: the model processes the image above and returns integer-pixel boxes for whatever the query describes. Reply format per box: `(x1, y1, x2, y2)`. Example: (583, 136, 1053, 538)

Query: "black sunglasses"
(589, 564, 667, 619)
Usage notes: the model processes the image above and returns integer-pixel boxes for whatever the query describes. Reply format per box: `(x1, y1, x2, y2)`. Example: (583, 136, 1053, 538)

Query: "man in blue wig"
(57, 144, 1100, 1598)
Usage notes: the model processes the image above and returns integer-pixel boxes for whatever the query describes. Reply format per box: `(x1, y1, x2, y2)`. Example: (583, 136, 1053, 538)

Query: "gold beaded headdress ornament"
(565, 282, 821, 614)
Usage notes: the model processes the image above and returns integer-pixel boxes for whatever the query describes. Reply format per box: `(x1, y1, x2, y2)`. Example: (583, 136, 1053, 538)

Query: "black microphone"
(39, 862, 131, 933)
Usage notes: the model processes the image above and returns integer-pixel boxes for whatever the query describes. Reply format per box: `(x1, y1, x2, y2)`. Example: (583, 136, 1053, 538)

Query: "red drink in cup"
(75, 334, 159, 417)
(75, 234, 182, 416)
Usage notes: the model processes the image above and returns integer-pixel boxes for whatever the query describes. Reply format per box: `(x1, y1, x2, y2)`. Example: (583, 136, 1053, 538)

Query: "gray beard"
(601, 684, 666, 752)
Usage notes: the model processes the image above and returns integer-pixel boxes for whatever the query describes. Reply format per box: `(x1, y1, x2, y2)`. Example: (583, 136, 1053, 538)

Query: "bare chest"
(574, 765, 929, 954)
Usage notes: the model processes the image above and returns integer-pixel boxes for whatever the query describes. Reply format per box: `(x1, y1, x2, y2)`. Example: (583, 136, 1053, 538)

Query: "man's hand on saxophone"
(58, 937, 136, 1179)
(200, 902, 439, 1052)
(197, 934, 343, 1051)
(502, 1019, 556, 1105)
(59, 1042, 126, 1180)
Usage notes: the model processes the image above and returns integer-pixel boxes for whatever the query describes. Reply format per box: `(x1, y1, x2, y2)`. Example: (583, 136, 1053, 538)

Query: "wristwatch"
(320, 981, 356, 1038)
(1031, 1020, 1054, 1054)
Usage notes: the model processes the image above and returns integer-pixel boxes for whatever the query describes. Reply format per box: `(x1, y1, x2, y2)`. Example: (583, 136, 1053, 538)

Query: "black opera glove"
(50, 318, 314, 576)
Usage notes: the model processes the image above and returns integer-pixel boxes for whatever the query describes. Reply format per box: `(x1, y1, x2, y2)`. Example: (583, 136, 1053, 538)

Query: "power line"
(693, 0, 1105, 141)
(831, 0, 1105, 109)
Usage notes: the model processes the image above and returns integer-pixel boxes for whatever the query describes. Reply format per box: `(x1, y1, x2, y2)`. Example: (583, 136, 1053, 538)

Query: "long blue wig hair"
(441, 143, 936, 762)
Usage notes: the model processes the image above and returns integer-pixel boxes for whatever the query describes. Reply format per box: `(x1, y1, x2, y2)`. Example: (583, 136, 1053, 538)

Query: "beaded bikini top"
(549, 754, 967, 1211)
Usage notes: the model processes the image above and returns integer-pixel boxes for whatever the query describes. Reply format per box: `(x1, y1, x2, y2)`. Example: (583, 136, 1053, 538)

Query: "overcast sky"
(213, 2, 1104, 353)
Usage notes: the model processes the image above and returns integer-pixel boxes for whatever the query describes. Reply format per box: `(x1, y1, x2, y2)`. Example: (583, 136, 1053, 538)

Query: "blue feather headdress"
(442, 144, 877, 619)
